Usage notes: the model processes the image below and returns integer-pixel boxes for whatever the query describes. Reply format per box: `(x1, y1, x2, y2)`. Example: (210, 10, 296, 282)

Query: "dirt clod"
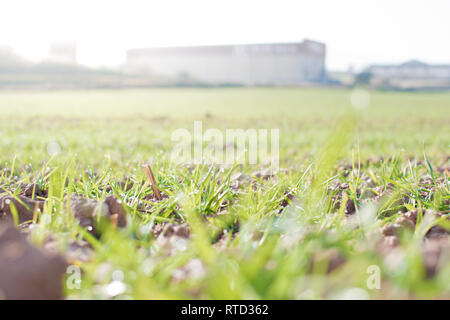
(252, 171, 275, 180)
(0, 195, 44, 224)
(422, 238, 449, 278)
(381, 224, 399, 237)
(404, 210, 418, 224)
(395, 216, 416, 231)
(104, 195, 127, 228)
(162, 223, 190, 238)
(0, 225, 67, 300)
(378, 236, 400, 255)
(155, 223, 190, 255)
(345, 198, 356, 215)
(67, 195, 127, 235)
(311, 249, 346, 274)
(20, 183, 47, 199)
(278, 190, 295, 214)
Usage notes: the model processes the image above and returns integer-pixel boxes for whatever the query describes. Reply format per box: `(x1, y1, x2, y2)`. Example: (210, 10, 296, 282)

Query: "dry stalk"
(143, 163, 163, 201)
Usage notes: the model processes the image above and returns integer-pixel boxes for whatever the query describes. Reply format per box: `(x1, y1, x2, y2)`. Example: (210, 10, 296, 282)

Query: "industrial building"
(126, 39, 326, 85)
(364, 60, 450, 89)
(366, 60, 450, 80)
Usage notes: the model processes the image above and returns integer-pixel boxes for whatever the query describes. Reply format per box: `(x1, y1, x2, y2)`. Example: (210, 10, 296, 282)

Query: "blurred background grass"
(0, 88, 448, 169)
(1, 87, 449, 118)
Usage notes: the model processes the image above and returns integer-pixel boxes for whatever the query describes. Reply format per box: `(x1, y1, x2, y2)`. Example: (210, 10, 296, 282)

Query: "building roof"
(367, 60, 450, 70)
(127, 39, 325, 59)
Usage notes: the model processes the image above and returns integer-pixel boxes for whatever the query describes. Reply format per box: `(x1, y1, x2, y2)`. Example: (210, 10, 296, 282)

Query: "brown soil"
(0, 195, 44, 224)
(0, 225, 66, 300)
(67, 195, 127, 236)
(20, 183, 48, 199)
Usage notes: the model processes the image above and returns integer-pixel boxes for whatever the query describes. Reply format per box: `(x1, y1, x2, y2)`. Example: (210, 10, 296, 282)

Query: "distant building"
(126, 39, 326, 85)
(47, 41, 77, 64)
(364, 60, 450, 89)
(367, 60, 450, 79)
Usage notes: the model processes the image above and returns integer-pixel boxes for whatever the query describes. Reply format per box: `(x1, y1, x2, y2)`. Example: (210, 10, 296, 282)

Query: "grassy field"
(0, 88, 449, 299)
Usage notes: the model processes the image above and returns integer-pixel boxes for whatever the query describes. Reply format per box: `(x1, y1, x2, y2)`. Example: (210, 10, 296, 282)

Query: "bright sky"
(0, 0, 449, 71)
